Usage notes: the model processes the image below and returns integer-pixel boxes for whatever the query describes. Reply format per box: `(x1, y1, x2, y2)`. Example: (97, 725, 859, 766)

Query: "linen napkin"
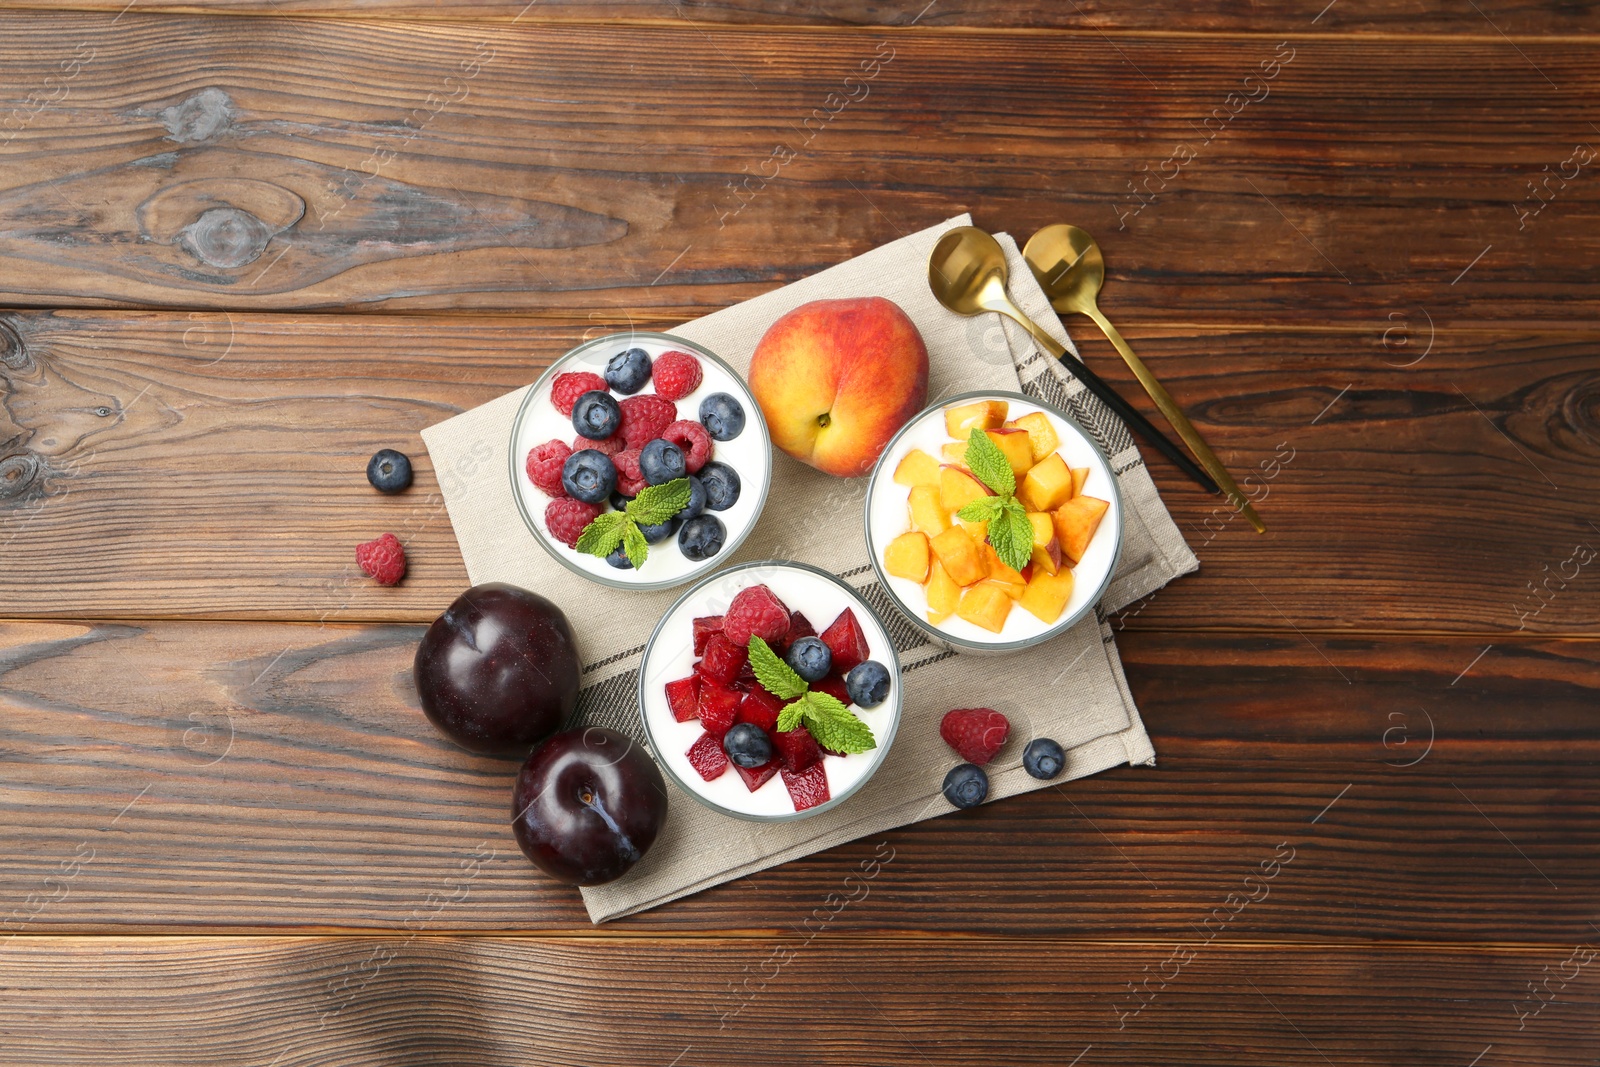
(420, 214, 1197, 922)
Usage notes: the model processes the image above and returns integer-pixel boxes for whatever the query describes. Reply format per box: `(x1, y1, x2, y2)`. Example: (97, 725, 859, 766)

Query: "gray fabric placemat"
(420, 214, 1197, 921)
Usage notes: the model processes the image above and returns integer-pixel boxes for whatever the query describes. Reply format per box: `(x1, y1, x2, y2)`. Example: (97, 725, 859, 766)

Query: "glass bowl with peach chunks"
(864, 391, 1123, 654)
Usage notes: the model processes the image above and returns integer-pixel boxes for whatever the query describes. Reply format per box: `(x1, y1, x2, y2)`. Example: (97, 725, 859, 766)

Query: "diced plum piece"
(698, 683, 742, 737)
(685, 731, 729, 782)
(695, 632, 747, 686)
(735, 759, 779, 792)
(776, 611, 817, 654)
(692, 615, 724, 656)
(736, 688, 784, 733)
(773, 725, 823, 773)
(811, 673, 852, 707)
(819, 608, 870, 675)
(781, 762, 831, 811)
(664, 675, 701, 723)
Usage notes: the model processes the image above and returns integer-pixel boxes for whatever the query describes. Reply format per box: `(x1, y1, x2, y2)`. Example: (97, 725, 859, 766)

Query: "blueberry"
(845, 660, 891, 708)
(942, 763, 989, 809)
(560, 449, 617, 504)
(785, 636, 832, 683)
(605, 543, 633, 569)
(677, 514, 725, 561)
(365, 449, 412, 494)
(699, 393, 746, 441)
(571, 390, 622, 439)
(1022, 738, 1065, 780)
(609, 488, 634, 511)
(722, 723, 772, 769)
(604, 347, 652, 394)
(699, 461, 741, 511)
(638, 515, 680, 544)
(639, 438, 686, 485)
(676, 476, 707, 522)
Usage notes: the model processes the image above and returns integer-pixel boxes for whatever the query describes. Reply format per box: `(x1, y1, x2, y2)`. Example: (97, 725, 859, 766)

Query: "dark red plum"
(414, 582, 580, 755)
(512, 727, 668, 886)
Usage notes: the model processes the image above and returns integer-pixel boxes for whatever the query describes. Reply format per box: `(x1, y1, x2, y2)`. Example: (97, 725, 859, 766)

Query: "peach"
(944, 400, 1008, 437)
(925, 560, 960, 623)
(1012, 411, 1061, 463)
(1070, 466, 1090, 498)
(1019, 453, 1074, 513)
(908, 485, 950, 535)
(956, 582, 1013, 633)
(939, 465, 994, 513)
(1026, 512, 1064, 575)
(1019, 567, 1074, 624)
(1052, 495, 1110, 564)
(985, 428, 1033, 478)
(893, 449, 941, 487)
(940, 441, 970, 466)
(930, 526, 986, 586)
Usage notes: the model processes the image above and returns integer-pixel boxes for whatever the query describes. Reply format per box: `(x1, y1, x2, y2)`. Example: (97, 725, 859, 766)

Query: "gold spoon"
(1024, 224, 1264, 533)
(928, 226, 1222, 499)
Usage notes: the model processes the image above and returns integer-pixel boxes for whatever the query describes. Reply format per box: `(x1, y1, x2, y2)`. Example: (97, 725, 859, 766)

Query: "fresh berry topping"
(723, 584, 792, 647)
(665, 676, 701, 722)
(942, 763, 989, 809)
(544, 498, 603, 547)
(678, 514, 725, 561)
(777, 611, 816, 654)
(699, 461, 741, 511)
(551, 370, 608, 415)
(699, 392, 746, 441)
(604, 347, 652, 394)
(845, 660, 891, 708)
(939, 708, 1011, 766)
(605, 543, 633, 569)
(734, 759, 779, 792)
(811, 674, 851, 706)
(609, 489, 633, 511)
(612, 449, 649, 497)
(355, 533, 407, 586)
(366, 449, 413, 494)
(692, 615, 724, 655)
(696, 632, 747, 686)
(652, 349, 703, 401)
(686, 731, 728, 782)
(1023, 738, 1066, 780)
(525, 439, 572, 497)
(773, 725, 823, 773)
(573, 391, 622, 440)
(785, 636, 833, 683)
(736, 688, 784, 733)
(819, 609, 870, 675)
(618, 394, 676, 450)
(677, 475, 707, 521)
(561, 449, 617, 504)
(781, 762, 831, 810)
(722, 722, 773, 769)
(697, 684, 742, 737)
(639, 438, 687, 485)
(639, 515, 680, 544)
(661, 420, 713, 473)
(575, 434, 624, 457)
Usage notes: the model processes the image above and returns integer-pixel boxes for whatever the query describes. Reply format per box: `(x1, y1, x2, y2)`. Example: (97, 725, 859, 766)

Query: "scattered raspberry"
(525, 439, 571, 497)
(356, 533, 407, 586)
(662, 419, 713, 473)
(574, 434, 623, 457)
(940, 708, 1011, 766)
(551, 371, 608, 416)
(652, 350, 703, 401)
(723, 584, 792, 647)
(612, 448, 649, 497)
(617, 394, 676, 450)
(545, 497, 602, 547)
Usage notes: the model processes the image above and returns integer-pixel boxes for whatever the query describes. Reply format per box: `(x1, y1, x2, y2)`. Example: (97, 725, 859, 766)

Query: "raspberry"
(723, 584, 792, 647)
(612, 449, 649, 497)
(652, 350, 703, 401)
(550, 371, 607, 416)
(574, 434, 623, 457)
(356, 533, 406, 586)
(525, 439, 571, 497)
(617, 394, 676, 450)
(662, 419, 713, 473)
(939, 708, 1011, 766)
(545, 498, 602, 547)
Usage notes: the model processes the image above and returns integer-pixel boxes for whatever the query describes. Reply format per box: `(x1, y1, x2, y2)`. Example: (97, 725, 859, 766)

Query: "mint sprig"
(749, 636, 807, 701)
(961, 429, 1034, 573)
(750, 636, 877, 755)
(964, 427, 1016, 497)
(573, 477, 691, 568)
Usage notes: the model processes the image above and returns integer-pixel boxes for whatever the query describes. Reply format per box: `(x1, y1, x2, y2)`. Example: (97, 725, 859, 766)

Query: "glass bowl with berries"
(509, 332, 772, 590)
(638, 561, 903, 821)
(865, 390, 1124, 655)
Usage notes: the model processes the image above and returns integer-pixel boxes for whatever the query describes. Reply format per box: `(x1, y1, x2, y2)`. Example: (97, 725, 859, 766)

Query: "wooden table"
(1, 3, 1596, 1063)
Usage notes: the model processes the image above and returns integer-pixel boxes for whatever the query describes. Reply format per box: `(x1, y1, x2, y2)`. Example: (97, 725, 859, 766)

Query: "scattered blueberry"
(560, 449, 617, 504)
(942, 763, 989, 809)
(639, 438, 686, 485)
(571, 390, 622, 439)
(1022, 738, 1065, 780)
(366, 449, 413, 494)
(605, 543, 634, 569)
(845, 660, 891, 708)
(699, 393, 746, 441)
(699, 461, 741, 511)
(609, 488, 634, 511)
(604, 347, 652, 394)
(676, 475, 707, 522)
(678, 514, 726, 561)
(638, 515, 680, 544)
(722, 723, 772, 769)
(785, 636, 832, 683)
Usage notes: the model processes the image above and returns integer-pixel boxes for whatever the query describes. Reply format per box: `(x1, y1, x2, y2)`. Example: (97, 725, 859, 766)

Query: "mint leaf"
(989, 500, 1034, 573)
(802, 692, 876, 754)
(776, 697, 808, 733)
(627, 478, 691, 526)
(749, 636, 808, 701)
(623, 522, 649, 569)
(964, 428, 1016, 498)
(956, 495, 1004, 524)
(574, 511, 630, 558)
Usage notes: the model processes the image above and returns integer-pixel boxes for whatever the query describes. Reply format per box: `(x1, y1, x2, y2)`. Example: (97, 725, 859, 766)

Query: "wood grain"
(0, 14, 1594, 322)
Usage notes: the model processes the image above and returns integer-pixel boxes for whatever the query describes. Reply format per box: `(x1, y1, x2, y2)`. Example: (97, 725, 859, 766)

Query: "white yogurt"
(638, 562, 902, 820)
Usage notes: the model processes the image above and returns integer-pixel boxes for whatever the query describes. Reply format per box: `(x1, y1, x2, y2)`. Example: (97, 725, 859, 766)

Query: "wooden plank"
(0, 14, 1595, 322)
(0, 620, 1593, 936)
(0, 936, 1594, 1066)
(3, 311, 1597, 633)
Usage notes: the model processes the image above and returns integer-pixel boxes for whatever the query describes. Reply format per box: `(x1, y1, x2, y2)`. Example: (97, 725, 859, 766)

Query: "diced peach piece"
(1026, 512, 1064, 575)
(892, 449, 942, 488)
(1019, 453, 1074, 512)
(944, 400, 1008, 437)
(956, 516, 988, 543)
(908, 484, 949, 535)
(1052, 495, 1111, 564)
(956, 582, 1013, 633)
(984, 578, 1026, 602)
(925, 559, 960, 623)
(884, 531, 930, 583)
(979, 542, 1027, 593)
(1070, 466, 1090, 498)
(930, 526, 986, 587)
(1013, 411, 1062, 463)
(940, 441, 969, 466)
(1018, 567, 1075, 624)
(984, 428, 1033, 478)
(939, 465, 994, 513)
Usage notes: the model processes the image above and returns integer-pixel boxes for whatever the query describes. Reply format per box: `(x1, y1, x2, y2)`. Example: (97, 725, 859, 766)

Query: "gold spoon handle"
(1083, 304, 1267, 534)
